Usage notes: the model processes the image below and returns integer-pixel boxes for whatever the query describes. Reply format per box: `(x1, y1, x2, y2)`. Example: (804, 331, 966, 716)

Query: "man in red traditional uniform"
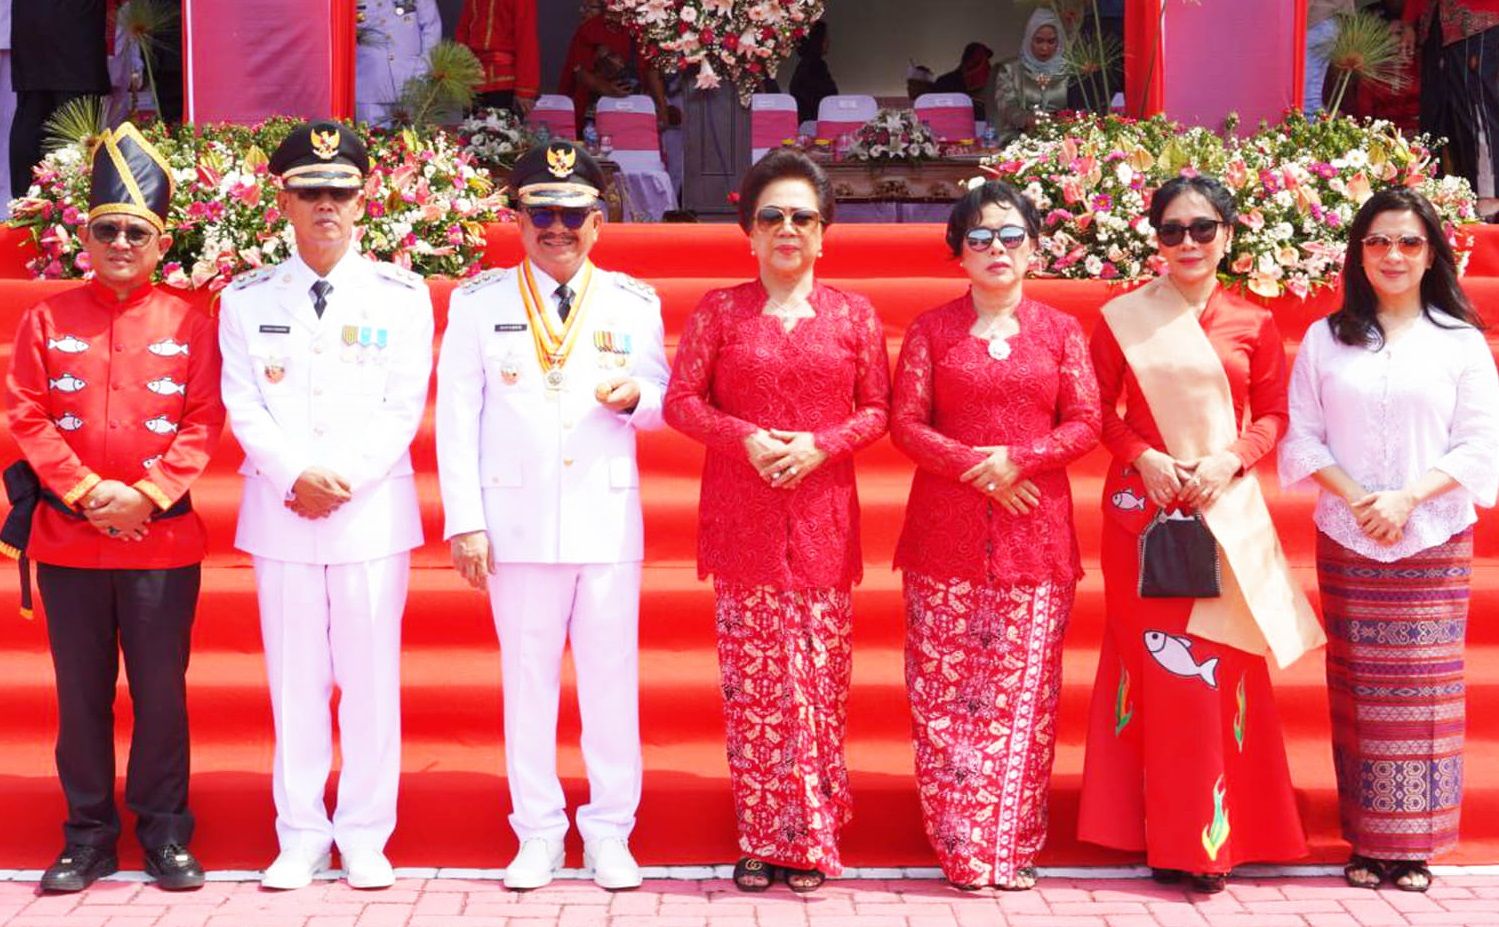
(456, 0, 539, 113)
(2, 122, 225, 893)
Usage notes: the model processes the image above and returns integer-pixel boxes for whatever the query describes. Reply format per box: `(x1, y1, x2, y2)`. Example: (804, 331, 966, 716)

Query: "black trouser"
(1422, 22, 1499, 194)
(36, 564, 200, 850)
(473, 89, 519, 114)
(9, 90, 92, 199)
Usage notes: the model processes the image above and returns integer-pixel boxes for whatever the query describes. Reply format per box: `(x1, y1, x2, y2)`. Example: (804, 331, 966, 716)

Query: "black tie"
(311, 279, 332, 318)
(555, 284, 574, 324)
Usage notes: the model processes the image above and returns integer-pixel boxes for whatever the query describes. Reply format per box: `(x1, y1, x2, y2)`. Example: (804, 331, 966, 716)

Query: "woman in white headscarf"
(989, 8, 1070, 144)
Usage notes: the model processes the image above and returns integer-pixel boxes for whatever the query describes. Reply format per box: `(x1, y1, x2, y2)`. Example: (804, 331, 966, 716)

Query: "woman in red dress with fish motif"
(1076, 176, 1324, 893)
(891, 181, 1100, 890)
(664, 150, 890, 893)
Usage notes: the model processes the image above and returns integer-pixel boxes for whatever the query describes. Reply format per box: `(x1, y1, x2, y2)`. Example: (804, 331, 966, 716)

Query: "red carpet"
(1, 223, 1498, 871)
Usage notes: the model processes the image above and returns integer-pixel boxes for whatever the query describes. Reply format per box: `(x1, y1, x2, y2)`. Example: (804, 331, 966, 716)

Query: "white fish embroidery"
(1144, 631, 1218, 689)
(49, 373, 87, 393)
(148, 339, 190, 357)
(146, 377, 186, 396)
(142, 455, 161, 469)
(1112, 489, 1146, 511)
(143, 415, 178, 435)
(55, 413, 84, 431)
(47, 335, 89, 354)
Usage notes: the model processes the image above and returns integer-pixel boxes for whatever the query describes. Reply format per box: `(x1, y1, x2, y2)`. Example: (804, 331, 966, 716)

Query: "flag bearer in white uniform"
(218, 121, 434, 891)
(436, 140, 668, 892)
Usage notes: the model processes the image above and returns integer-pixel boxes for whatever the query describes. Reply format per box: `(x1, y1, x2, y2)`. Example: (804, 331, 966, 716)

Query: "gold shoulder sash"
(1102, 278, 1324, 668)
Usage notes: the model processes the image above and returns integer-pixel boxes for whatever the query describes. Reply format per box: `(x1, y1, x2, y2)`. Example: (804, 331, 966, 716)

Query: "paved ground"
(2, 869, 1498, 927)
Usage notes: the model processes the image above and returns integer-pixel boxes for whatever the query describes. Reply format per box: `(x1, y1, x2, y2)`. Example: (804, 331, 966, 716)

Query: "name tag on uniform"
(494, 323, 527, 332)
(259, 325, 292, 334)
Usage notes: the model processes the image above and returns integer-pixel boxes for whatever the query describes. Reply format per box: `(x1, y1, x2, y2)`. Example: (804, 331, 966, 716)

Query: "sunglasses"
(292, 187, 361, 204)
(1361, 233, 1428, 258)
(88, 220, 157, 247)
(754, 206, 823, 229)
(525, 206, 594, 230)
(965, 224, 1029, 252)
(1156, 218, 1226, 247)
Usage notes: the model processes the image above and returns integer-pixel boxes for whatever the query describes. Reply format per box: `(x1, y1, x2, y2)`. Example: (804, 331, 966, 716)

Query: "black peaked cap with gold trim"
(88, 122, 175, 232)
(269, 120, 369, 190)
(510, 140, 607, 208)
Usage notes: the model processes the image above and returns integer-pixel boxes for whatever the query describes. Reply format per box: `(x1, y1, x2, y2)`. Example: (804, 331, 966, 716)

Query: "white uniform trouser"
(488, 561, 642, 844)
(254, 553, 410, 856)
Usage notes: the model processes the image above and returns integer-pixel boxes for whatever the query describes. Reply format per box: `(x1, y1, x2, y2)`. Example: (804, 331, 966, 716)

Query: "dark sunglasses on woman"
(965, 225, 1029, 252)
(754, 206, 822, 230)
(292, 188, 361, 204)
(1361, 233, 1428, 258)
(88, 220, 156, 247)
(1156, 218, 1226, 247)
(526, 206, 594, 230)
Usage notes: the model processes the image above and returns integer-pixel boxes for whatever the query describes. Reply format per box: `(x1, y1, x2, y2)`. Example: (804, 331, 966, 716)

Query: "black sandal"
(1389, 860, 1432, 893)
(996, 866, 1038, 891)
(1343, 855, 1386, 890)
(732, 857, 774, 892)
(783, 866, 825, 893)
(1190, 872, 1228, 894)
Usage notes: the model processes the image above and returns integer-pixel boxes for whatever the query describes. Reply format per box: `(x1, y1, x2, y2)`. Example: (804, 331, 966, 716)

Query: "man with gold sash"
(436, 140, 667, 891)
(1075, 176, 1324, 893)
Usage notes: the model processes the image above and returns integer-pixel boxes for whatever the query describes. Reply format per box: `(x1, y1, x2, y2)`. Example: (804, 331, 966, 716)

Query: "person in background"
(436, 141, 669, 893)
(906, 62, 935, 102)
(934, 42, 994, 120)
(558, 0, 668, 136)
(355, 0, 443, 126)
(1281, 187, 1499, 894)
(1076, 175, 1324, 894)
(1344, 1, 1420, 135)
(1405, 0, 1499, 211)
(790, 20, 838, 125)
(664, 150, 890, 894)
(1306, 0, 1356, 113)
(456, 0, 539, 114)
(3, 123, 223, 895)
(990, 8, 1071, 144)
(218, 121, 434, 892)
(1, 0, 14, 215)
(892, 180, 1100, 891)
(9, 0, 109, 199)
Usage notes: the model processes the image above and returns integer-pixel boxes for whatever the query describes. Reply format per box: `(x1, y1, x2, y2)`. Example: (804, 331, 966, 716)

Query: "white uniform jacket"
(219, 249, 434, 565)
(436, 261, 669, 564)
(355, 0, 443, 125)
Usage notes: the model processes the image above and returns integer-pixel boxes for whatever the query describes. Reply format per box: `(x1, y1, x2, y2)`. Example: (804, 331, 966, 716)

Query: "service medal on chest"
(264, 359, 287, 383)
(544, 367, 567, 390)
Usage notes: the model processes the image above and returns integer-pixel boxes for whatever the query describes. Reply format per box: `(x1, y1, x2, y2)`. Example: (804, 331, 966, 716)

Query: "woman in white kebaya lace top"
(1281, 187, 1499, 894)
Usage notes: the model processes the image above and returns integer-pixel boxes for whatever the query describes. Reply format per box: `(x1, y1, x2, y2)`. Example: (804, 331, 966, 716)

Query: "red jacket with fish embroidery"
(3, 280, 225, 569)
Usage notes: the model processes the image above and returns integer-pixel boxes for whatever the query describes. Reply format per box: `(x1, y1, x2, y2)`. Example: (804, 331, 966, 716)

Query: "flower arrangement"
(980, 110, 1477, 296)
(845, 108, 941, 163)
(604, 0, 824, 105)
(8, 118, 509, 290)
(457, 106, 537, 176)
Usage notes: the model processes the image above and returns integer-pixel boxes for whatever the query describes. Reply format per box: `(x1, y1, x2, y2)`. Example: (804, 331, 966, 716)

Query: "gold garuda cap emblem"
(311, 129, 341, 160)
(546, 144, 577, 179)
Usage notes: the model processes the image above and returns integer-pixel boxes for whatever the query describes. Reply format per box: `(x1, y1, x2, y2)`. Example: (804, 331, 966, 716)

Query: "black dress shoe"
(145, 843, 205, 891)
(40, 845, 118, 893)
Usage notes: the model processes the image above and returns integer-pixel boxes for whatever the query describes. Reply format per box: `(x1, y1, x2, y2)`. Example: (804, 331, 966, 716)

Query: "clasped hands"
(743, 429, 828, 490)
(81, 480, 155, 540)
(960, 446, 1040, 515)
(286, 466, 351, 519)
(1347, 488, 1415, 546)
(1134, 448, 1242, 511)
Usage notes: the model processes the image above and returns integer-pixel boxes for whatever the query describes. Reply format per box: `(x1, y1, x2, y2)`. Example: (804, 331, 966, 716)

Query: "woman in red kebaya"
(1076, 175, 1325, 893)
(663, 150, 890, 893)
(891, 180, 1100, 891)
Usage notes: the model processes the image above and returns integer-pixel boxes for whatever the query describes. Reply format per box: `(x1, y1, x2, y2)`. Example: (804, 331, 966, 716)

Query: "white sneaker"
(503, 837, 564, 891)
(584, 837, 642, 891)
(261, 849, 331, 890)
(343, 848, 395, 890)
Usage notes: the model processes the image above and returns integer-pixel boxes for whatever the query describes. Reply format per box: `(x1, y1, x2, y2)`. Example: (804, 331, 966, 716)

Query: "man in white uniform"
(436, 140, 667, 891)
(218, 121, 433, 891)
(355, 0, 443, 126)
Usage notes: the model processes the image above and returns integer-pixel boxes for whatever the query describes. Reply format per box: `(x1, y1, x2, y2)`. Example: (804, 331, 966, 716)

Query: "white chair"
(913, 92, 976, 142)
(750, 93, 799, 163)
(815, 94, 878, 141)
(527, 94, 576, 140)
(595, 95, 677, 221)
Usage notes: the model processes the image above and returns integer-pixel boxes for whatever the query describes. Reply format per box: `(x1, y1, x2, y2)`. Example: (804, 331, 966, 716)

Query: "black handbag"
(1138, 511, 1222, 598)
